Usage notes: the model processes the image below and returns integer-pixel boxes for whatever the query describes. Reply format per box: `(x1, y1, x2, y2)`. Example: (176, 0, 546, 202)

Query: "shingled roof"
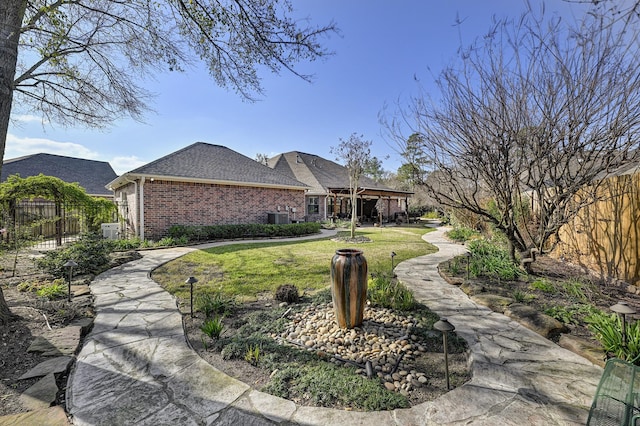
(2, 153, 117, 196)
(109, 142, 307, 190)
(267, 151, 410, 196)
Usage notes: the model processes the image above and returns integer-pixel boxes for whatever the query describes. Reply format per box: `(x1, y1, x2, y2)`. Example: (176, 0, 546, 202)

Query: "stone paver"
(67, 227, 603, 425)
(19, 356, 73, 380)
(0, 406, 70, 426)
(27, 326, 82, 356)
(18, 373, 58, 411)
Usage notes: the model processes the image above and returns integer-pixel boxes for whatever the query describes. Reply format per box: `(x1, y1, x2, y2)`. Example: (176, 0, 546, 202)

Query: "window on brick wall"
(307, 197, 319, 214)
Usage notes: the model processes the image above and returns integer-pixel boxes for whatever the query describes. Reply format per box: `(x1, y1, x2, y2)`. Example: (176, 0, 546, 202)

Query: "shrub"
(275, 284, 300, 303)
(586, 311, 640, 365)
(35, 233, 111, 278)
(196, 292, 236, 317)
(446, 227, 479, 243)
(545, 304, 600, 326)
(367, 274, 416, 311)
(263, 363, 409, 411)
(311, 288, 333, 304)
(167, 222, 321, 242)
(467, 238, 523, 281)
(36, 279, 67, 300)
(530, 278, 556, 294)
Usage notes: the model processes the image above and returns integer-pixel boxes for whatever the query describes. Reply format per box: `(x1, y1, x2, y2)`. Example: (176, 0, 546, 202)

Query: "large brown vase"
(331, 248, 368, 329)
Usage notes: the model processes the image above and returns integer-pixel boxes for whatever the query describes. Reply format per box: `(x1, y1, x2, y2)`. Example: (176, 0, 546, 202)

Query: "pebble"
(275, 304, 437, 396)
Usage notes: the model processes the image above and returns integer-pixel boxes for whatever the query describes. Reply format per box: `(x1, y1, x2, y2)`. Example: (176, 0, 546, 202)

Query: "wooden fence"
(555, 172, 640, 286)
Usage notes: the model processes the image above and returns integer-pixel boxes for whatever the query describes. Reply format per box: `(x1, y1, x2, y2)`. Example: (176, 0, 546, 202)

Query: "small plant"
(467, 238, 523, 281)
(196, 292, 236, 317)
(201, 316, 224, 339)
(367, 274, 416, 311)
(244, 344, 261, 366)
(275, 284, 300, 303)
(529, 278, 556, 294)
(586, 311, 640, 365)
(561, 278, 590, 302)
(36, 279, 67, 300)
(446, 227, 479, 243)
(448, 257, 463, 275)
(310, 288, 333, 304)
(512, 289, 535, 303)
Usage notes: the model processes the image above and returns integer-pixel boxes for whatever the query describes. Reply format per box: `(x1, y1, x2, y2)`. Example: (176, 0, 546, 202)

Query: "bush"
(446, 227, 480, 243)
(586, 311, 640, 365)
(36, 279, 67, 300)
(275, 284, 300, 303)
(467, 238, 523, 281)
(35, 233, 111, 278)
(368, 274, 416, 311)
(167, 222, 321, 242)
(196, 292, 236, 317)
(530, 278, 556, 294)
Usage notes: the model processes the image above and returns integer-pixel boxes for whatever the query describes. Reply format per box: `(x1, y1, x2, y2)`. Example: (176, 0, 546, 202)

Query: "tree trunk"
(0, 1, 27, 326)
(0, 286, 14, 325)
(350, 193, 357, 239)
(0, 0, 26, 180)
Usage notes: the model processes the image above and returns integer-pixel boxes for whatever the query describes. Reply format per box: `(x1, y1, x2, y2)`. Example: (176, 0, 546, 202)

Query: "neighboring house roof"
(108, 142, 308, 190)
(267, 151, 412, 197)
(2, 153, 117, 196)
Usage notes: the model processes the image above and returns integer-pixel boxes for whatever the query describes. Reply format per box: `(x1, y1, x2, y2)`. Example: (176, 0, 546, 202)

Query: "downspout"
(139, 177, 145, 240)
(121, 176, 141, 239)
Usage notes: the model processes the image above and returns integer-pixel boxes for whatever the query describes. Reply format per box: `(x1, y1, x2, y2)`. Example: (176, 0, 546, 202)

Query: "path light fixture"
(186, 276, 198, 317)
(611, 301, 637, 347)
(434, 317, 456, 390)
(64, 260, 78, 302)
(390, 251, 397, 277)
(466, 252, 472, 280)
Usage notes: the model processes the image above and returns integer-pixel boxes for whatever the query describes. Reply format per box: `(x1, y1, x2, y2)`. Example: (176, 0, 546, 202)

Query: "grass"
(152, 226, 437, 301)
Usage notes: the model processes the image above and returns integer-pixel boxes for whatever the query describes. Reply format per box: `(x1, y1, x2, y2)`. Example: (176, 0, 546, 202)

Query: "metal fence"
(0, 200, 115, 249)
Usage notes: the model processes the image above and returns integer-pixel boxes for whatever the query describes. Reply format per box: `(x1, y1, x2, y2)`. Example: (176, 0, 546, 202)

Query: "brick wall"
(141, 180, 305, 239)
(115, 182, 138, 238)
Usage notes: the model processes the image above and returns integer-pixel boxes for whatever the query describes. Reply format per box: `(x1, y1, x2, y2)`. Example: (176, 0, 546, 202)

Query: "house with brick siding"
(267, 151, 412, 223)
(106, 143, 308, 240)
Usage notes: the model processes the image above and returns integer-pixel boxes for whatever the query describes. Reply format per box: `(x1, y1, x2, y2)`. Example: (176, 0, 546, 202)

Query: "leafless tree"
(0, 0, 336, 324)
(331, 133, 373, 239)
(386, 8, 640, 265)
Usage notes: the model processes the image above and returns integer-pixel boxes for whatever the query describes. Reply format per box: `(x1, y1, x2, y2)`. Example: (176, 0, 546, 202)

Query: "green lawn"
(152, 226, 437, 300)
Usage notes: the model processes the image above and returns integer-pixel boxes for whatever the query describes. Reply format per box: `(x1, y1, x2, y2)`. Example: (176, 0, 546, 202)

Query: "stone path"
(65, 227, 603, 425)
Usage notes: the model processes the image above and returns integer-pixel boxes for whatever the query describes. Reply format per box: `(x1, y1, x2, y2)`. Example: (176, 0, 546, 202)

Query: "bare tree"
(0, 0, 336, 324)
(387, 9, 640, 265)
(255, 153, 270, 165)
(1, 0, 336, 175)
(331, 133, 373, 239)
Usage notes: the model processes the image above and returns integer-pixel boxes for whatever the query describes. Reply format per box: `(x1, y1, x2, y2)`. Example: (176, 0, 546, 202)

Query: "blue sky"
(7, 0, 589, 175)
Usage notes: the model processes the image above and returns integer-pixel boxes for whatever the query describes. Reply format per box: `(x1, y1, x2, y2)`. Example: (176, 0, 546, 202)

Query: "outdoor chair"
(587, 358, 640, 425)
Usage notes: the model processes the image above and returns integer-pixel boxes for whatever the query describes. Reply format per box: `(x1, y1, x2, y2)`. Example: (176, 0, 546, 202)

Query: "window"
(307, 197, 319, 214)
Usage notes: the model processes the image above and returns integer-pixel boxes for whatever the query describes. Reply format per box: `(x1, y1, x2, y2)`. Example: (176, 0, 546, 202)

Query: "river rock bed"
(271, 303, 465, 396)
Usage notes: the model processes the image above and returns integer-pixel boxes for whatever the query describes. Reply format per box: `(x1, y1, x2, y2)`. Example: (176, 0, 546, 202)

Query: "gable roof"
(268, 151, 411, 197)
(108, 142, 308, 190)
(2, 153, 117, 196)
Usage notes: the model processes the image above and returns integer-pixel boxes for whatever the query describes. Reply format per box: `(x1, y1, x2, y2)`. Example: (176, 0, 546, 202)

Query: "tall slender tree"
(331, 133, 373, 239)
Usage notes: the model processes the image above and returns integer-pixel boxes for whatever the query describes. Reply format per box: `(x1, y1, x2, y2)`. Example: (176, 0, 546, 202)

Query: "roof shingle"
(2, 153, 117, 196)
(121, 142, 307, 188)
